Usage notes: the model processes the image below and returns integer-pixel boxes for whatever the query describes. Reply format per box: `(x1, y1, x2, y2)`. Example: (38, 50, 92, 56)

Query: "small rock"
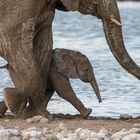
(59, 123, 65, 128)
(22, 130, 42, 139)
(26, 118, 34, 123)
(111, 128, 140, 140)
(43, 134, 52, 139)
(98, 128, 110, 138)
(29, 138, 40, 140)
(0, 128, 21, 140)
(134, 124, 140, 128)
(10, 136, 21, 140)
(22, 134, 30, 140)
(104, 138, 112, 140)
(67, 133, 78, 139)
(32, 116, 44, 123)
(40, 118, 48, 123)
(90, 131, 99, 138)
(26, 116, 45, 123)
(41, 137, 48, 140)
(54, 127, 61, 132)
(75, 128, 82, 135)
(42, 127, 50, 134)
(121, 128, 128, 132)
(129, 128, 140, 134)
(122, 133, 140, 140)
(4, 120, 10, 123)
(56, 133, 63, 140)
(78, 129, 91, 139)
(26, 127, 38, 131)
(59, 123, 67, 131)
(120, 114, 132, 120)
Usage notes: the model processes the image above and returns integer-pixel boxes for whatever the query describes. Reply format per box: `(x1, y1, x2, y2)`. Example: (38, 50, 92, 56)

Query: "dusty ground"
(0, 114, 140, 133)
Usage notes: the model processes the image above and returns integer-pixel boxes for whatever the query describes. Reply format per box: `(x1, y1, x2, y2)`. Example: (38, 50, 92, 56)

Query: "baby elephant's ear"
(51, 49, 79, 79)
(60, 0, 79, 11)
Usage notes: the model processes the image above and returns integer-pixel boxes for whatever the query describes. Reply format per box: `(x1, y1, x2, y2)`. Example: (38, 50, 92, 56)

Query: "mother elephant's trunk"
(98, 0, 140, 80)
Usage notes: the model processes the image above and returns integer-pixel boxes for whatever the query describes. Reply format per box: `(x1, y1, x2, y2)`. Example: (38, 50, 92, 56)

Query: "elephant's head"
(52, 48, 102, 103)
(76, 57, 102, 103)
(61, 0, 140, 80)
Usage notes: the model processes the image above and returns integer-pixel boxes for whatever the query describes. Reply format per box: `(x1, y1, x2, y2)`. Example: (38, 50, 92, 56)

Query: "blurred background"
(0, 1, 140, 118)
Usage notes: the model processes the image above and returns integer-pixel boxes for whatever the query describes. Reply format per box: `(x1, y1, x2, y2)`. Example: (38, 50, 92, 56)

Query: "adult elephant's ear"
(60, 0, 79, 11)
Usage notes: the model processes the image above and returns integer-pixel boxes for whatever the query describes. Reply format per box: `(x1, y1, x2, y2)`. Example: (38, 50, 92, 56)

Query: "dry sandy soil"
(0, 114, 140, 133)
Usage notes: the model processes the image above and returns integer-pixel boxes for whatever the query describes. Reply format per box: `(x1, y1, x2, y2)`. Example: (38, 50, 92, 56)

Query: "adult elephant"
(0, 0, 65, 118)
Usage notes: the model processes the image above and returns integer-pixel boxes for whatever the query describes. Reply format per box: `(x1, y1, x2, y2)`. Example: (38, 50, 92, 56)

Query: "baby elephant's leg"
(44, 78, 55, 108)
(49, 70, 92, 118)
(3, 88, 27, 117)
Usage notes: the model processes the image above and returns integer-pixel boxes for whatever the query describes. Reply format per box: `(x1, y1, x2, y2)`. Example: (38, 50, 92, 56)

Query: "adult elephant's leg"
(25, 19, 54, 116)
(25, 88, 54, 119)
(3, 88, 27, 116)
(3, 22, 49, 118)
(0, 101, 7, 117)
(21, 1, 55, 118)
(44, 78, 55, 108)
(0, 64, 28, 117)
(49, 70, 92, 118)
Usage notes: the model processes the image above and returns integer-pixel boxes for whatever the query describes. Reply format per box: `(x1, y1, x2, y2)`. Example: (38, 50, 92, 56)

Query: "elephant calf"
(0, 48, 102, 118)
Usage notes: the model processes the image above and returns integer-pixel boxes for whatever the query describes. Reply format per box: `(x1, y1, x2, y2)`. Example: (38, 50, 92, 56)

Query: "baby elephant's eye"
(84, 68, 88, 72)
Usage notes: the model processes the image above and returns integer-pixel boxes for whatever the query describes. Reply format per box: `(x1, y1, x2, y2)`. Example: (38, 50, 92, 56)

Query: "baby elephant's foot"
(0, 101, 7, 117)
(3, 88, 27, 115)
(81, 108, 92, 118)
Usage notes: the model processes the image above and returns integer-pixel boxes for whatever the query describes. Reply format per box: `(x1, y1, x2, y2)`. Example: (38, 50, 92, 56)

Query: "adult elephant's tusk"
(110, 18, 122, 26)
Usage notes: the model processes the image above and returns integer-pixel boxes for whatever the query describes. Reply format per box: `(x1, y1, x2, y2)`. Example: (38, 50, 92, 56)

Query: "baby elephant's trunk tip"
(98, 98, 102, 103)
(90, 80, 102, 103)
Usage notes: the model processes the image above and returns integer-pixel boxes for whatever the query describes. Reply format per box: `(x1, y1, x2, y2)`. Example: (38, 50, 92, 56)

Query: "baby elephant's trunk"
(90, 79, 102, 103)
(89, 71, 102, 103)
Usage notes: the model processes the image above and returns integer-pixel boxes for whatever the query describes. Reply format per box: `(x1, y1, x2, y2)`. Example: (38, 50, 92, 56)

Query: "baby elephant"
(1, 48, 102, 118)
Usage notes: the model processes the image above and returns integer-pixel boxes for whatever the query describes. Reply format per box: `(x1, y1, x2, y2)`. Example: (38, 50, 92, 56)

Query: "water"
(0, 2, 140, 118)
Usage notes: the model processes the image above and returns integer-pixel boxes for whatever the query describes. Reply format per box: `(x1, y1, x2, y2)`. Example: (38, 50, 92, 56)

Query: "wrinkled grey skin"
(0, 48, 101, 118)
(0, 0, 140, 119)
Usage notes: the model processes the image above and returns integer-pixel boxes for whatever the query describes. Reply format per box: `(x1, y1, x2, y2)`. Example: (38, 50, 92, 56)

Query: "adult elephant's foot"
(81, 108, 92, 118)
(21, 105, 52, 120)
(21, 95, 52, 120)
(0, 101, 7, 117)
(3, 88, 27, 115)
